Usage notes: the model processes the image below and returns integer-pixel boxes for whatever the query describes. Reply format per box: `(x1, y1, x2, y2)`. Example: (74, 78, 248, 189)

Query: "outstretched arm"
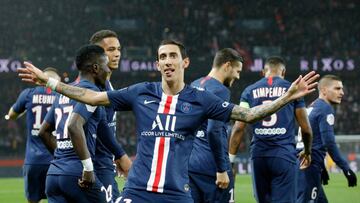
(18, 62, 109, 106)
(231, 71, 319, 122)
(6, 107, 25, 120)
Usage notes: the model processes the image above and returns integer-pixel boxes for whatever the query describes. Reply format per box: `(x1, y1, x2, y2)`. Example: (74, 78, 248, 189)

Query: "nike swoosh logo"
(144, 100, 156, 104)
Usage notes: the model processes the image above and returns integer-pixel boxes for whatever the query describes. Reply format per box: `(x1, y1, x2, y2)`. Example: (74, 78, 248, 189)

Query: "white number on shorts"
(311, 187, 318, 200)
(229, 188, 235, 203)
(115, 196, 132, 203)
(101, 185, 113, 202)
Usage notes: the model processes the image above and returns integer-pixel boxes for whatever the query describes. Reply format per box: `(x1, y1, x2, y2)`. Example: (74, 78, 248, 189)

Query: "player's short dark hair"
(75, 44, 105, 71)
(265, 56, 286, 67)
(212, 48, 244, 68)
(320, 74, 342, 82)
(318, 74, 342, 90)
(156, 39, 188, 61)
(89, 30, 118, 44)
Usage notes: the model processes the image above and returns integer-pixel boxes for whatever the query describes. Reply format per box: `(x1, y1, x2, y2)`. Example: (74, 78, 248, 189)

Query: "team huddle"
(6, 29, 357, 203)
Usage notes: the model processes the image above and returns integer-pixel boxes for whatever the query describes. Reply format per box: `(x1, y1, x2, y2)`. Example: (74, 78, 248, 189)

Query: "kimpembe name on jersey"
(141, 114, 185, 140)
(252, 87, 287, 99)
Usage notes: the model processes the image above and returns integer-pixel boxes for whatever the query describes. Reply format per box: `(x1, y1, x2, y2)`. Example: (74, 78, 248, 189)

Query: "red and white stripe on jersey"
(157, 92, 178, 115)
(147, 93, 179, 193)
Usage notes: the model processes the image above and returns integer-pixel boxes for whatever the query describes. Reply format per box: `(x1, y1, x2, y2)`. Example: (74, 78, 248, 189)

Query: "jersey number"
(32, 105, 51, 129)
(261, 100, 277, 127)
(229, 188, 235, 203)
(55, 106, 73, 139)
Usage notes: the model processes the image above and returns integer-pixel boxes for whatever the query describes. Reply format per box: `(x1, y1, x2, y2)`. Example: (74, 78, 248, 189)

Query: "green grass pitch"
(0, 173, 358, 202)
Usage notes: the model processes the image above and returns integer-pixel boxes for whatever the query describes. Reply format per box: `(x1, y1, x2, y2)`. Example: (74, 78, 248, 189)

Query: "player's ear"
(92, 64, 100, 74)
(224, 61, 231, 72)
(183, 57, 190, 69)
(281, 69, 286, 78)
(261, 69, 266, 77)
(156, 61, 161, 72)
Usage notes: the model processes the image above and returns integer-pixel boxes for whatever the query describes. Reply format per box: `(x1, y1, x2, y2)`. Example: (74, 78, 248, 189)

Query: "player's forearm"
(39, 122, 56, 154)
(301, 130, 312, 154)
(231, 93, 291, 123)
(229, 128, 244, 155)
(6, 108, 21, 120)
(327, 142, 350, 171)
(54, 82, 106, 106)
(68, 124, 91, 160)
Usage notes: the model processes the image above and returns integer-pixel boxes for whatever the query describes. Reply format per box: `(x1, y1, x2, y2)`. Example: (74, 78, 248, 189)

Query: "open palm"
(288, 71, 319, 100)
(17, 62, 49, 86)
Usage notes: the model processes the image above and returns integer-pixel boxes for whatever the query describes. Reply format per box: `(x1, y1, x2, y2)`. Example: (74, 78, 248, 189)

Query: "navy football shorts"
(23, 164, 49, 201)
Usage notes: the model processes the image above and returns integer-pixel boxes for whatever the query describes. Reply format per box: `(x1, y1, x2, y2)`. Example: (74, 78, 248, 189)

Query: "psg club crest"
(181, 102, 192, 113)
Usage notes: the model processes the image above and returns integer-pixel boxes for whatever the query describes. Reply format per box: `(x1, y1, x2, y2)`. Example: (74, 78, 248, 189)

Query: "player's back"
(12, 86, 57, 165)
(46, 80, 104, 176)
(242, 76, 304, 163)
(307, 98, 334, 166)
(188, 76, 230, 176)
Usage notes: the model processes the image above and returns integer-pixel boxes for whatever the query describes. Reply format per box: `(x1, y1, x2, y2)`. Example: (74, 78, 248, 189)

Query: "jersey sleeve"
(294, 97, 306, 109)
(106, 84, 140, 111)
(239, 87, 251, 108)
(73, 102, 98, 122)
(319, 111, 350, 171)
(12, 88, 31, 113)
(207, 87, 231, 172)
(44, 102, 56, 126)
(202, 90, 235, 123)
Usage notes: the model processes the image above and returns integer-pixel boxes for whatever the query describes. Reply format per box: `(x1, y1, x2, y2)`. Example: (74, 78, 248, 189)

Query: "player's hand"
(17, 62, 49, 86)
(298, 150, 311, 169)
(321, 168, 330, 185)
(115, 154, 132, 178)
(343, 169, 357, 187)
(216, 171, 230, 189)
(78, 170, 95, 189)
(287, 71, 319, 101)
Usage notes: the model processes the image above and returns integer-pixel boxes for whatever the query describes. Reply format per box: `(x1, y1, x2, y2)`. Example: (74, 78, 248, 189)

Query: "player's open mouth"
(164, 68, 175, 75)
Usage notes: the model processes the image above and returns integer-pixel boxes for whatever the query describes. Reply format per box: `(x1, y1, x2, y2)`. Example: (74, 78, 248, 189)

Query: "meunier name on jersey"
(32, 94, 56, 104)
(252, 87, 287, 99)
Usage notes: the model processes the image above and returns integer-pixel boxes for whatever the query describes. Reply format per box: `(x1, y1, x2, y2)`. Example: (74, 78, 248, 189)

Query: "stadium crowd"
(0, 0, 359, 158)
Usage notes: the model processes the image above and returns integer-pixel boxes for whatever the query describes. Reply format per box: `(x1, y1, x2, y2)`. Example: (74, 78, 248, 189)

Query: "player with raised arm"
(5, 68, 60, 203)
(89, 29, 132, 202)
(228, 56, 313, 203)
(37, 45, 109, 203)
(297, 75, 357, 203)
(189, 48, 243, 203)
(18, 39, 319, 203)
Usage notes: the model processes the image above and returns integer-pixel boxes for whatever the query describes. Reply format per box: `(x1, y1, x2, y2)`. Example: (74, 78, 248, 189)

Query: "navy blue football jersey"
(299, 98, 349, 170)
(94, 80, 120, 174)
(107, 82, 234, 197)
(189, 76, 231, 175)
(240, 76, 305, 163)
(12, 87, 57, 165)
(44, 79, 105, 176)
